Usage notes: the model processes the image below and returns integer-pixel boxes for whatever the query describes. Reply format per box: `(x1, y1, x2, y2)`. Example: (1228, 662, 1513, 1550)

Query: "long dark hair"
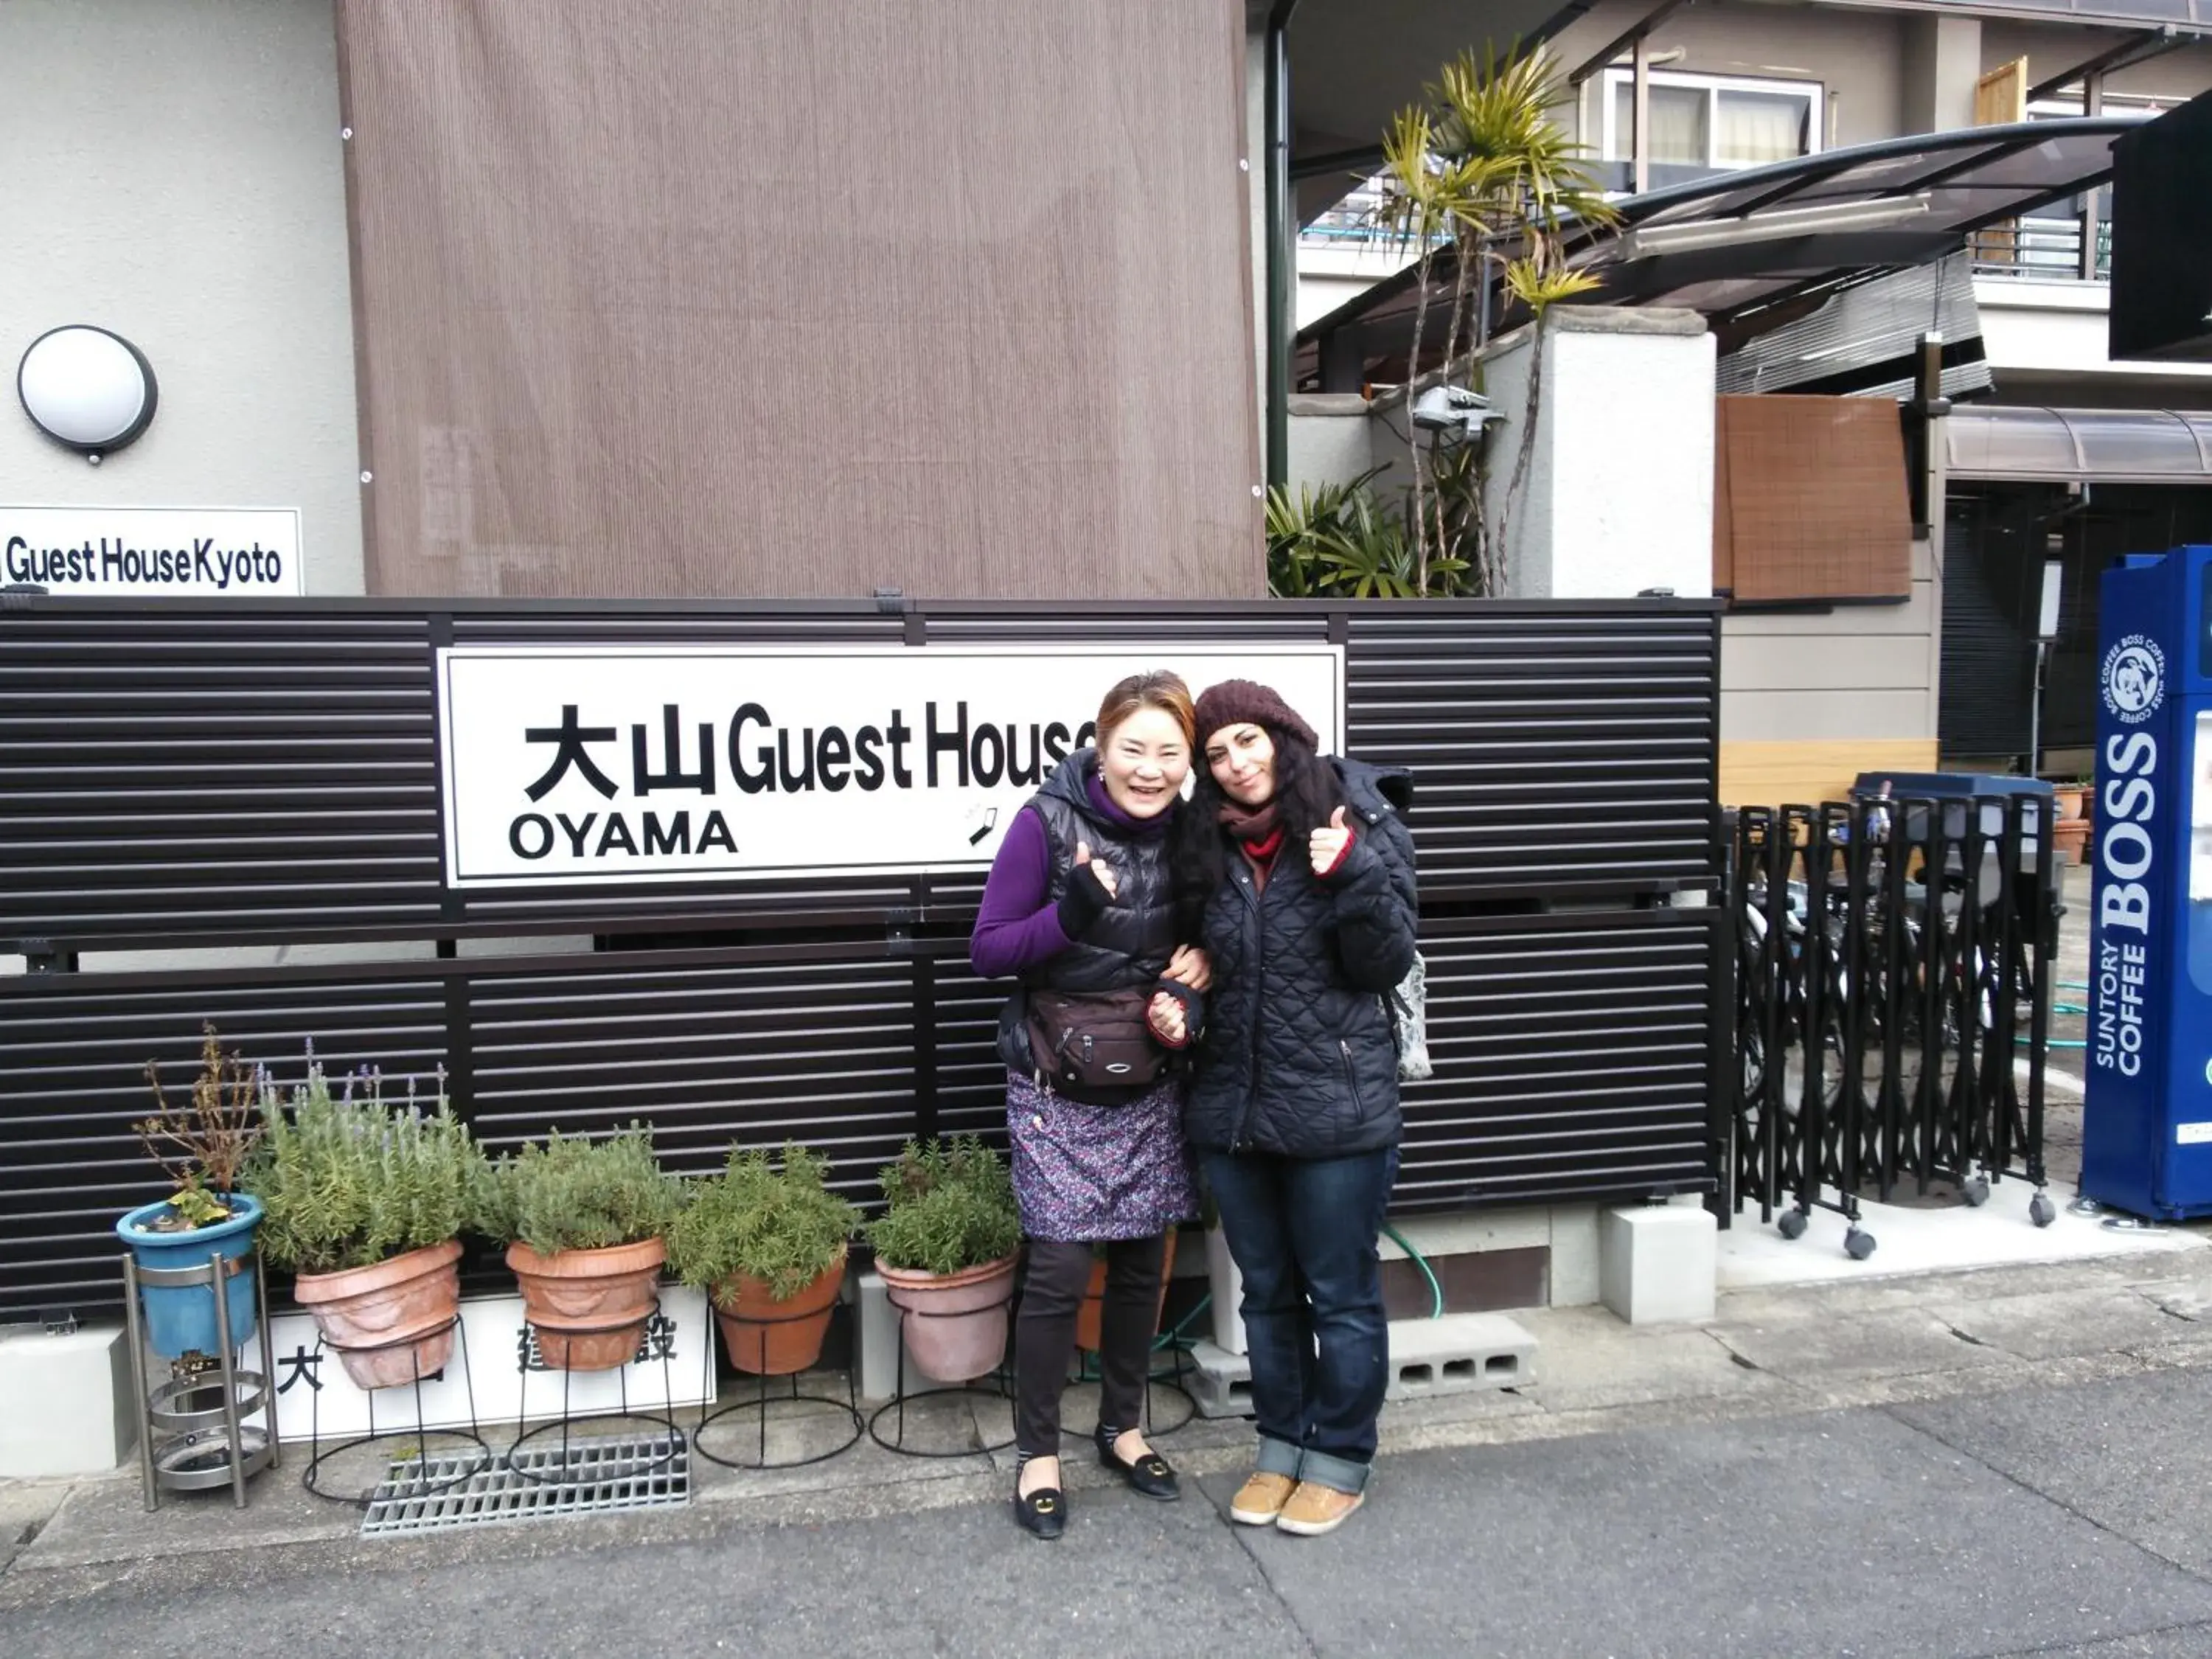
(1171, 723, 1340, 931)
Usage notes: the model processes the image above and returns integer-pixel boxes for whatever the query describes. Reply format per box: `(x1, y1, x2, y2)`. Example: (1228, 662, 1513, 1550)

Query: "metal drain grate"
(359, 1432, 689, 1538)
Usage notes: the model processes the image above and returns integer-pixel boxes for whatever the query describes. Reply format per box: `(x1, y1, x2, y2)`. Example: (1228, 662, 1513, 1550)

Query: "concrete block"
(854, 1271, 975, 1403)
(1385, 1312, 1536, 1400)
(1186, 1340, 1255, 1419)
(1189, 1315, 1537, 1416)
(1600, 1203, 1718, 1326)
(0, 1324, 136, 1477)
(1379, 1207, 1549, 1258)
(1548, 1204, 1603, 1307)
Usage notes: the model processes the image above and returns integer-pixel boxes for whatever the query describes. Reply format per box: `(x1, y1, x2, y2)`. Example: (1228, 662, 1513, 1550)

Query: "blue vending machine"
(2081, 544, 2212, 1219)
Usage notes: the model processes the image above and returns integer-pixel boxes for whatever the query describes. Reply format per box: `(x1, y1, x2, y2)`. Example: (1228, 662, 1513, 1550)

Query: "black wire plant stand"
(300, 1314, 490, 1505)
(1065, 1291, 1209, 1441)
(865, 1279, 1018, 1458)
(508, 1298, 686, 1482)
(689, 1293, 863, 1472)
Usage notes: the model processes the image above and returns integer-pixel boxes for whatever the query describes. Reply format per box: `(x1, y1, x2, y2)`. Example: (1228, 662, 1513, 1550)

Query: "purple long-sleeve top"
(970, 770, 1174, 980)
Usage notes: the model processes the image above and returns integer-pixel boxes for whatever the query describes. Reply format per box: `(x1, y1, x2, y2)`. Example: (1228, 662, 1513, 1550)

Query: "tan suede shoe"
(1228, 1470, 1297, 1526)
(1274, 1480, 1365, 1537)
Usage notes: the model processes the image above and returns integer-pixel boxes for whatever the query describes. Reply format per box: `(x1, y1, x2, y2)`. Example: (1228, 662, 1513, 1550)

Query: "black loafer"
(1013, 1481, 1066, 1540)
(1096, 1430, 1180, 1501)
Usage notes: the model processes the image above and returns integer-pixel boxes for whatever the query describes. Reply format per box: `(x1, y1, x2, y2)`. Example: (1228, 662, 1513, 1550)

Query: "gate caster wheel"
(1776, 1210, 1809, 1241)
(1963, 1177, 1991, 1208)
(2028, 1192, 2057, 1228)
(1844, 1228, 1877, 1261)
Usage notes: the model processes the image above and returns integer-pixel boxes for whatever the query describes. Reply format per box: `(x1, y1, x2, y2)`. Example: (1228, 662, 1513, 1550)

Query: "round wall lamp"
(17, 325, 159, 464)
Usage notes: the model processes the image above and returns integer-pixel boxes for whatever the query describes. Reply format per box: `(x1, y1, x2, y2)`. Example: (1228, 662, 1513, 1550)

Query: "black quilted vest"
(995, 750, 1178, 1070)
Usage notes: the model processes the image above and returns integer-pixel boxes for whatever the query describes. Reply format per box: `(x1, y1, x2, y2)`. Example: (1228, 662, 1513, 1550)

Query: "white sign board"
(267, 1286, 714, 1442)
(437, 643, 1344, 888)
(1, 504, 303, 595)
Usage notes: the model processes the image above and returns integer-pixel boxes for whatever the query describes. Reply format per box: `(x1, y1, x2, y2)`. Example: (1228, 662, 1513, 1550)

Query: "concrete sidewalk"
(10, 1241, 2212, 1657)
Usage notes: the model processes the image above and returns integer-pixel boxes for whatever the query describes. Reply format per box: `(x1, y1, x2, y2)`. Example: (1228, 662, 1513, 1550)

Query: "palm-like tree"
(1372, 44, 1616, 594)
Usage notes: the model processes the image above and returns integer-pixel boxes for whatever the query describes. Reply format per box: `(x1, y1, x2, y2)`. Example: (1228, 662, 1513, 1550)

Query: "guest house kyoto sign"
(437, 643, 1345, 887)
(1, 504, 304, 594)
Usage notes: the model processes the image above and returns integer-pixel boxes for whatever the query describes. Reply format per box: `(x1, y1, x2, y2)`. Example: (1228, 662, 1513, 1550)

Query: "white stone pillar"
(1478, 306, 1716, 601)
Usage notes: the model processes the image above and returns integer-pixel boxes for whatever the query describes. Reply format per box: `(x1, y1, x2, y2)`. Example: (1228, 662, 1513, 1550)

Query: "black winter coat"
(1184, 757, 1419, 1159)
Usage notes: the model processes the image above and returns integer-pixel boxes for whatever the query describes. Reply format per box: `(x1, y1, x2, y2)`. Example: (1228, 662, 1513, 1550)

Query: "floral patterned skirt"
(1005, 1068, 1198, 1243)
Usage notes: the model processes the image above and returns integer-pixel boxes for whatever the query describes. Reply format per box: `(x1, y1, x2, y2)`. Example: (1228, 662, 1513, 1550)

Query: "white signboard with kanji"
(435, 643, 1345, 888)
(267, 1286, 714, 1442)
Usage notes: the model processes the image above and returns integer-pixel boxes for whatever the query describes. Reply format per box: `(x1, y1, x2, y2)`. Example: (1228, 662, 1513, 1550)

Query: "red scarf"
(1220, 801, 1284, 891)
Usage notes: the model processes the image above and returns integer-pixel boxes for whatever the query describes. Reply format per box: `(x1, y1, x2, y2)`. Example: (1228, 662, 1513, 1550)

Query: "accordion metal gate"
(0, 594, 1725, 1321)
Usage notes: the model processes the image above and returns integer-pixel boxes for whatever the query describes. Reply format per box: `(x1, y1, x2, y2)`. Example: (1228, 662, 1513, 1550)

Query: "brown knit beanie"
(1193, 679, 1318, 751)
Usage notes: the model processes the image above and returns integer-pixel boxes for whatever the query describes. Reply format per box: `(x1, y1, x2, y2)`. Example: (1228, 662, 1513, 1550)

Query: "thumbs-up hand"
(1075, 839, 1119, 900)
(1309, 805, 1354, 878)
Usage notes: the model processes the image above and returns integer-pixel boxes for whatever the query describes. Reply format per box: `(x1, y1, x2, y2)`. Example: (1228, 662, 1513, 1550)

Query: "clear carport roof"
(1296, 117, 2152, 373)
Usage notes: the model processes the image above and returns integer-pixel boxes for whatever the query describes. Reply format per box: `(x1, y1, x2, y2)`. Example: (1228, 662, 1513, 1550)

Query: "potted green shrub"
(480, 1125, 681, 1371)
(866, 1136, 1021, 1382)
(245, 1060, 488, 1390)
(667, 1142, 859, 1376)
(114, 1024, 268, 1360)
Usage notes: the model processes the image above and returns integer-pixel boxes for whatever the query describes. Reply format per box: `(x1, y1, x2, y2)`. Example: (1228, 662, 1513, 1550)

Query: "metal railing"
(1969, 213, 2110, 282)
(1725, 794, 2060, 1256)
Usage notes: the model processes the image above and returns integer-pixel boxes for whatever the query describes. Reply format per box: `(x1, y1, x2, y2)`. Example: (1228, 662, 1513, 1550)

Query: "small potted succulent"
(246, 1059, 489, 1390)
(115, 1025, 268, 1360)
(866, 1136, 1022, 1382)
(667, 1142, 859, 1376)
(481, 1125, 682, 1371)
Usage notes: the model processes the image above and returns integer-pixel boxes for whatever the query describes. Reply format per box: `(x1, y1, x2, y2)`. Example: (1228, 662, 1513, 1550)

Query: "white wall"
(1481, 309, 1717, 601)
(1978, 280, 2212, 390)
(0, 0, 364, 595)
(1720, 540, 1940, 744)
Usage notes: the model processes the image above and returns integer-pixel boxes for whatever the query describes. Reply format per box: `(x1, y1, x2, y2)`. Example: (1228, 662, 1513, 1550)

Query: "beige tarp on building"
(335, 1, 1261, 599)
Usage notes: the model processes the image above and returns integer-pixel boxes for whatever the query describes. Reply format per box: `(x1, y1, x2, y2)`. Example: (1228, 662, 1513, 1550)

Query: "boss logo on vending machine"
(2102, 634, 2166, 724)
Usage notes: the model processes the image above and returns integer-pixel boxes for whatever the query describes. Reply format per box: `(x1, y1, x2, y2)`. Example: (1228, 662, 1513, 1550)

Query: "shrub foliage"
(667, 1142, 859, 1304)
(865, 1136, 1020, 1277)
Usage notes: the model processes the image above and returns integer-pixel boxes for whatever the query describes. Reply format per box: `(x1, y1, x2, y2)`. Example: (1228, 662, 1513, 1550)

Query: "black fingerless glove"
(1056, 861, 1113, 938)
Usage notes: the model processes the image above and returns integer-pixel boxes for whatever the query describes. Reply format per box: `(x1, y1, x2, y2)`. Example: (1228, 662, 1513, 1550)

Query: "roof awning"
(1298, 116, 2150, 386)
(1947, 406, 2212, 485)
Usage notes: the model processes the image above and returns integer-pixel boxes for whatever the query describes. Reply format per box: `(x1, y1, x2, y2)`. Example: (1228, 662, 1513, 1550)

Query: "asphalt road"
(10, 1364, 2212, 1659)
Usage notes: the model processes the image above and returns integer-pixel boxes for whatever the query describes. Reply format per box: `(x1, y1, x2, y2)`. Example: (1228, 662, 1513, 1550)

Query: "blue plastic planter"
(115, 1193, 262, 1360)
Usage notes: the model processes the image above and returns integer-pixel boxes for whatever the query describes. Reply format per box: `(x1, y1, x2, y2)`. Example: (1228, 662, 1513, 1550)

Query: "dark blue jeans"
(1201, 1145, 1398, 1494)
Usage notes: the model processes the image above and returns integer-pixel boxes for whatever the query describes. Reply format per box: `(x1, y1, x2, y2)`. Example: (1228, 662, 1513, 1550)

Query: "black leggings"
(1014, 1234, 1167, 1460)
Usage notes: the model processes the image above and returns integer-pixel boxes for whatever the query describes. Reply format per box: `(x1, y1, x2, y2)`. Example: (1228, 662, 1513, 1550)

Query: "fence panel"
(0, 594, 1726, 1321)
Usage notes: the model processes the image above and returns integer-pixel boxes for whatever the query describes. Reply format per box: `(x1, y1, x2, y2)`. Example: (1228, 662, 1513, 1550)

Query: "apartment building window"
(1600, 70, 1821, 172)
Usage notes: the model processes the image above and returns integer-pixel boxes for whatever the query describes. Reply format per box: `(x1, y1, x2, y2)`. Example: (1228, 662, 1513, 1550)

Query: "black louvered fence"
(1725, 792, 2061, 1256)
(1, 594, 1726, 1321)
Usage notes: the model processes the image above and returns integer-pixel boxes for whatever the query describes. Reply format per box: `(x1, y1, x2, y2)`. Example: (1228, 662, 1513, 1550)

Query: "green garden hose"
(1381, 1220, 1445, 1319)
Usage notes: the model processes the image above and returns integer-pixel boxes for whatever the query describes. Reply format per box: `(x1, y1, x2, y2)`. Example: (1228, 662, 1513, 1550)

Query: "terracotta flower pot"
(2055, 820, 2090, 863)
(2052, 786, 2086, 821)
(293, 1239, 465, 1391)
(876, 1253, 1019, 1382)
(506, 1237, 667, 1371)
(1073, 1230, 1179, 1354)
(713, 1249, 847, 1377)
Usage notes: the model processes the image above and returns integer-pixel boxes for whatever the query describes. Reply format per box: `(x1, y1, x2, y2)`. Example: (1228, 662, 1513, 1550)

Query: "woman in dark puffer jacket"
(1174, 679, 1418, 1540)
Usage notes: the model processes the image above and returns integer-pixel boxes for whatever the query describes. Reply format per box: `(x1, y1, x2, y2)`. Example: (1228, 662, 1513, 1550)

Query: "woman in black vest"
(1174, 679, 1418, 1539)
(970, 671, 1210, 1540)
